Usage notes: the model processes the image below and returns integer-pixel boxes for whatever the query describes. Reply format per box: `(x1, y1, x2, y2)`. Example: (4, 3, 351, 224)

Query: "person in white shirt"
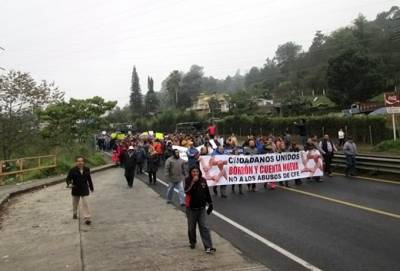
(338, 128, 345, 147)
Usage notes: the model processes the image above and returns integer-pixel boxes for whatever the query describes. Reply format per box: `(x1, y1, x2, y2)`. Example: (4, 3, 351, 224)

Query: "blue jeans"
(345, 155, 356, 176)
(166, 181, 185, 205)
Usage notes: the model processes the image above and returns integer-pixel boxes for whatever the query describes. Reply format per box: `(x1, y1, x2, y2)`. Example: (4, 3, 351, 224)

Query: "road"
(145, 167, 400, 271)
(0, 168, 269, 271)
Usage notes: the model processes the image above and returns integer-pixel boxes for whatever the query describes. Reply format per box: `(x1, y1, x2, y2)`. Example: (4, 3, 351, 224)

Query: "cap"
(128, 146, 134, 150)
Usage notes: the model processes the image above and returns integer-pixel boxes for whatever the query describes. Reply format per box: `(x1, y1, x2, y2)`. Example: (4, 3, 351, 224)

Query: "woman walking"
(184, 167, 216, 254)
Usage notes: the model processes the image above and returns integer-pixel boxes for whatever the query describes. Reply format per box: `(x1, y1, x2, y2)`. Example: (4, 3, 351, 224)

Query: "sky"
(0, 0, 398, 106)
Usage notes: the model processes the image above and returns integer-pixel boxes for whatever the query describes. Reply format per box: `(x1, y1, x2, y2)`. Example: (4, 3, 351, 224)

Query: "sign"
(174, 146, 323, 186)
(386, 107, 400, 114)
(384, 92, 400, 107)
(199, 152, 323, 186)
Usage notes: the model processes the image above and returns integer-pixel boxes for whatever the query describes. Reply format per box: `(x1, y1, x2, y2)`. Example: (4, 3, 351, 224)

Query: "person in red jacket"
(207, 123, 217, 139)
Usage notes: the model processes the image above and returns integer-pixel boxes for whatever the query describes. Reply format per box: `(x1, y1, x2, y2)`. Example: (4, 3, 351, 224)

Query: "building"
(188, 93, 230, 115)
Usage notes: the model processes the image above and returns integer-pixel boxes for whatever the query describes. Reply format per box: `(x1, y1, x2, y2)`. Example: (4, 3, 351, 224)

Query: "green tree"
(129, 66, 143, 117)
(165, 70, 182, 108)
(40, 96, 116, 143)
(0, 70, 63, 159)
(326, 49, 385, 107)
(144, 76, 159, 114)
(180, 65, 204, 108)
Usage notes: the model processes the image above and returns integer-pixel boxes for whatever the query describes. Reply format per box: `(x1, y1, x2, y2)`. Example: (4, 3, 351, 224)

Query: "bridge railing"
(0, 155, 57, 185)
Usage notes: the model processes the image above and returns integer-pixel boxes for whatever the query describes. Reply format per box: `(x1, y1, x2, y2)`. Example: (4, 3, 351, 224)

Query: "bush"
(216, 114, 392, 144)
(373, 140, 400, 153)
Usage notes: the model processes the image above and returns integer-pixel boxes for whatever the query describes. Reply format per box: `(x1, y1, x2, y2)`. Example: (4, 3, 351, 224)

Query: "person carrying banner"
(243, 139, 258, 192)
(184, 166, 216, 254)
(230, 147, 243, 195)
(212, 145, 228, 198)
(165, 149, 186, 206)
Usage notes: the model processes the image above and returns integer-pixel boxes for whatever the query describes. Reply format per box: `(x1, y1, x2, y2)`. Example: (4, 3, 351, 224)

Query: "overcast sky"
(0, 0, 398, 106)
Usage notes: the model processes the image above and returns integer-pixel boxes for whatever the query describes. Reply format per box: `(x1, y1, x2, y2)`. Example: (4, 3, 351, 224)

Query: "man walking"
(343, 136, 357, 176)
(66, 156, 94, 225)
(165, 149, 186, 206)
(186, 141, 200, 169)
(123, 146, 137, 188)
(319, 134, 337, 177)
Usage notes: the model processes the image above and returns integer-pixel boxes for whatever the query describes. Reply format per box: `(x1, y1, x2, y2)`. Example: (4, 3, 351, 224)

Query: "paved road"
(145, 167, 400, 271)
(0, 168, 269, 271)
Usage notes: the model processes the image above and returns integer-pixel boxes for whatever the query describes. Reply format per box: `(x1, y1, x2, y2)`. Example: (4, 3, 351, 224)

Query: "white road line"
(149, 173, 322, 271)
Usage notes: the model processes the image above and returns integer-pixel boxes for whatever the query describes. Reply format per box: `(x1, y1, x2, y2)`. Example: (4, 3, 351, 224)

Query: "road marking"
(333, 173, 400, 185)
(147, 173, 322, 271)
(280, 186, 400, 220)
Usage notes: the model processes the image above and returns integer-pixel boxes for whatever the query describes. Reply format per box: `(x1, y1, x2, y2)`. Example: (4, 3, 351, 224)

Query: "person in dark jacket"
(147, 144, 160, 185)
(123, 146, 137, 188)
(184, 166, 216, 254)
(319, 134, 337, 177)
(66, 156, 94, 225)
(135, 143, 146, 174)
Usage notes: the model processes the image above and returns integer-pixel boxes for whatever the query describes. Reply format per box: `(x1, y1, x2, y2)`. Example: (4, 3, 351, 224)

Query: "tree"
(275, 42, 302, 66)
(180, 65, 204, 107)
(129, 66, 143, 117)
(0, 70, 63, 159)
(40, 96, 116, 143)
(326, 49, 385, 107)
(144, 76, 159, 114)
(165, 70, 182, 108)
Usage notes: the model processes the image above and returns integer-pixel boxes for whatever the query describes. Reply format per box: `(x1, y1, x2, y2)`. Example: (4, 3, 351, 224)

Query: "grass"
(372, 140, 400, 155)
(1, 144, 108, 186)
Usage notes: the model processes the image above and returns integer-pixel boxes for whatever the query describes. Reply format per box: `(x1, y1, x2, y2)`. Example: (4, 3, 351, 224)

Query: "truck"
(349, 102, 385, 114)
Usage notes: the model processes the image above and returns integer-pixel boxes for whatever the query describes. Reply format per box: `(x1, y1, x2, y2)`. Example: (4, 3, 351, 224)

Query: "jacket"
(123, 151, 137, 175)
(66, 166, 94, 197)
(165, 156, 186, 183)
(187, 147, 200, 169)
(147, 153, 160, 173)
(343, 141, 357, 156)
(185, 177, 212, 209)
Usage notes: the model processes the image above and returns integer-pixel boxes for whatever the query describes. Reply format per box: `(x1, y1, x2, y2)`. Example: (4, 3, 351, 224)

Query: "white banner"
(200, 152, 323, 186)
(174, 145, 324, 186)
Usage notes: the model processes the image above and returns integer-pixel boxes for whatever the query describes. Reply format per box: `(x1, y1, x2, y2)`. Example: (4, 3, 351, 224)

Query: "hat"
(128, 146, 134, 150)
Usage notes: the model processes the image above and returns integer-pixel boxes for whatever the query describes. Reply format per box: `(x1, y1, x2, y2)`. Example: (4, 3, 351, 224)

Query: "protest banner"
(200, 152, 323, 186)
(174, 145, 323, 186)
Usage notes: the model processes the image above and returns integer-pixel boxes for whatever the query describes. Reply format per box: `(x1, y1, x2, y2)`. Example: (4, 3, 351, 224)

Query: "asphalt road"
(139, 167, 400, 271)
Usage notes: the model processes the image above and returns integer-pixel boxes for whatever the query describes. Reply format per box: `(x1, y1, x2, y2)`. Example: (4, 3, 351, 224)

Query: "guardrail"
(332, 153, 400, 174)
(0, 155, 57, 185)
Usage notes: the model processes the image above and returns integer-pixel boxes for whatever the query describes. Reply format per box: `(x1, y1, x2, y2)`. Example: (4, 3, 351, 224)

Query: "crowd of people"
(98, 122, 358, 194)
(87, 123, 357, 253)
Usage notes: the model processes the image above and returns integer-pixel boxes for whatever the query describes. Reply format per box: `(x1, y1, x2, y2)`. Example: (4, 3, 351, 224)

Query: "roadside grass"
(372, 140, 400, 155)
(1, 144, 108, 186)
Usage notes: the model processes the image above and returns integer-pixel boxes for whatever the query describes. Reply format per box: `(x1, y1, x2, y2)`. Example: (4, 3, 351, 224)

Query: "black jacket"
(185, 177, 212, 209)
(123, 151, 137, 176)
(66, 167, 94, 196)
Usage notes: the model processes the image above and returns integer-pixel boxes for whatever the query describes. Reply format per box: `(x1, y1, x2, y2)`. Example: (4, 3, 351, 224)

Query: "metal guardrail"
(0, 155, 57, 184)
(332, 153, 400, 174)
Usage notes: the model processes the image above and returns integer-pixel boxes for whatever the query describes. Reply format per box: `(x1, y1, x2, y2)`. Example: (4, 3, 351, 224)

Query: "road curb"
(0, 164, 116, 211)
